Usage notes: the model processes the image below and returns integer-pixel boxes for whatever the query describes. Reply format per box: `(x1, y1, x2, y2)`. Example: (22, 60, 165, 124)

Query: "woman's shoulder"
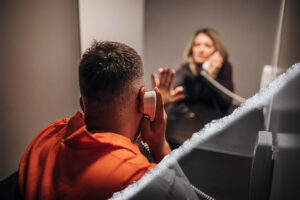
(223, 60, 232, 68)
(176, 62, 190, 73)
(220, 60, 233, 74)
(176, 62, 189, 69)
(174, 62, 191, 78)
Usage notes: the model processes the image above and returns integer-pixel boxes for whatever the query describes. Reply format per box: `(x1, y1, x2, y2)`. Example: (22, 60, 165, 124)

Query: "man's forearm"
(150, 140, 171, 163)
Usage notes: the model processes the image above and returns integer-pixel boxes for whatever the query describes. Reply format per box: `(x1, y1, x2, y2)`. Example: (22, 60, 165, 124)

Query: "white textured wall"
(78, 0, 145, 57)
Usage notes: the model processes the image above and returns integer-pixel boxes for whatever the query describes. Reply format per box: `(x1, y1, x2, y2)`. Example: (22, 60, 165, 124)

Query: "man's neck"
(84, 111, 139, 141)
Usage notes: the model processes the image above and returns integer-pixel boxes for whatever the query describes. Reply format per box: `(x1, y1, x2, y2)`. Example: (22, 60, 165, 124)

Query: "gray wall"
(144, 0, 281, 98)
(278, 0, 300, 68)
(0, 0, 81, 180)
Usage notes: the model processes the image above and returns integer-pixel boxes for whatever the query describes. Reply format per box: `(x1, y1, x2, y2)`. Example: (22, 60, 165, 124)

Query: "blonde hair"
(184, 28, 228, 76)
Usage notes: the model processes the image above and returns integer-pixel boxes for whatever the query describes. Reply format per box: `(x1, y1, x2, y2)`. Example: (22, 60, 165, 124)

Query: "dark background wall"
(0, 0, 81, 180)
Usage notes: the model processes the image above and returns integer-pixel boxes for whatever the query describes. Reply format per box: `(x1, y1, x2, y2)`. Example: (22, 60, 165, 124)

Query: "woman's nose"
(198, 46, 205, 53)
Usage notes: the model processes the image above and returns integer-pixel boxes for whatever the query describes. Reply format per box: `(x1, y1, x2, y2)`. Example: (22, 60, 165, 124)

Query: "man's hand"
(151, 68, 184, 107)
(206, 51, 224, 79)
(140, 87, 171, 163)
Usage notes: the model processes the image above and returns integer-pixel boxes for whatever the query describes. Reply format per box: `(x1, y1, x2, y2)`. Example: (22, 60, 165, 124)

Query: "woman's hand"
(206, 51, 223, 79)
(151, 68, 184, 107)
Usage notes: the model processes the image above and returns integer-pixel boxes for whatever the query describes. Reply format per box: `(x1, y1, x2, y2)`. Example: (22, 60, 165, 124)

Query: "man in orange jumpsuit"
(18, 41, 173, 200)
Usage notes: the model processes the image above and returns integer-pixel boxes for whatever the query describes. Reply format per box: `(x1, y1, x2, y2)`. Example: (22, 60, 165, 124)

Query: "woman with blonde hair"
(178, 28, 234, 112)
(185, 28, 229, 78)
(154, 28, 234, 113)
(152, 28, 234, 147)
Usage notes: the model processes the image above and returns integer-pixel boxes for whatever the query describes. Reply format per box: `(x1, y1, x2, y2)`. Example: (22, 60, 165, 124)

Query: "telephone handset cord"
(190, 183, 216, 200)
(199, 68, 246, 104)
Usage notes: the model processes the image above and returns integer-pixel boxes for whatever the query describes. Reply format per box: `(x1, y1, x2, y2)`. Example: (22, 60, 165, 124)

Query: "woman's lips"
(197, 54, 206, 58)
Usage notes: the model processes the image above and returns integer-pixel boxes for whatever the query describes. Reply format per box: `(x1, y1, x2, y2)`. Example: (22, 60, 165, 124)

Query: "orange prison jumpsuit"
(18, 112, 155, 200)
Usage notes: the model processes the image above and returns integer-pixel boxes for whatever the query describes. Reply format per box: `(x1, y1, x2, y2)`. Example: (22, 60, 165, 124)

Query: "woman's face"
(192, 33, 216, 64)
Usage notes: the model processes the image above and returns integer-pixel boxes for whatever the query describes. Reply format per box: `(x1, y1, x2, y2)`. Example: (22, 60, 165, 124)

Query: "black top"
(174, 61, 234, 114)
(166, 61, 234, 147)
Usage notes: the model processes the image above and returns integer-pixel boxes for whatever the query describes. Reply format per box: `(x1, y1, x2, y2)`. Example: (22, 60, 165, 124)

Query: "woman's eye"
(205, 44, 212, 48)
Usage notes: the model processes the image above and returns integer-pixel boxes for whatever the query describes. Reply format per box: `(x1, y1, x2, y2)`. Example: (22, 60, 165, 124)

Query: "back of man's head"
(79, 41, 144, 106)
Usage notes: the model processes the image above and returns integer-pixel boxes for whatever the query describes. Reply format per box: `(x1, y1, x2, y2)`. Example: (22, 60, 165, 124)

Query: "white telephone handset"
(144, 91, 157, 121)
(202, 51, 218, 72)
(202, 61, 211, 72)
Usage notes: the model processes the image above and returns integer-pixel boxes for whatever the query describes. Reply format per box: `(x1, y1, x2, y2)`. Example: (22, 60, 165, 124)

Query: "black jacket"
(174, 61, 234, 114)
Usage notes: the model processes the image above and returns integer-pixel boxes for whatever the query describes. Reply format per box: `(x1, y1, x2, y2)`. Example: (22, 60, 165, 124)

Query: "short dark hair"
(79, 41, 144, 102)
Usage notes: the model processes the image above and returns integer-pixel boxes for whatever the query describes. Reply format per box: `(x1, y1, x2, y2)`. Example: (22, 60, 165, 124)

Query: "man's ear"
(138, 87, 145, 114)
(80, 97, 85, 112)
